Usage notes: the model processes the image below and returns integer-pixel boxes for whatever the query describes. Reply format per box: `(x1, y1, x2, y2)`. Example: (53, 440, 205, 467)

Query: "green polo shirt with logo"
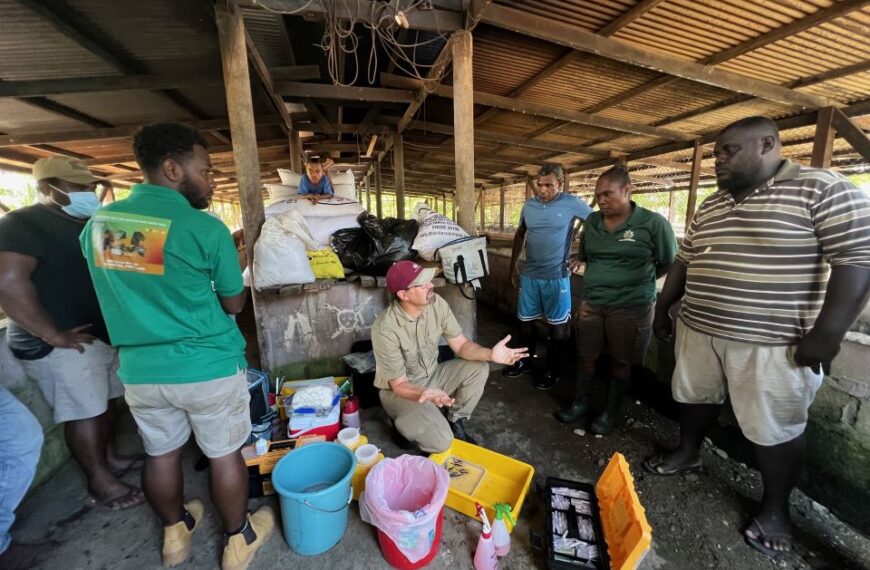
(578, 202, 676, 307)
(80, 183, 246, 384)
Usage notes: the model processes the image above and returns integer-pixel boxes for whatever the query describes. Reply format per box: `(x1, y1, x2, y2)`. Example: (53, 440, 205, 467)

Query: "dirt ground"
(8, 305, 870, 570)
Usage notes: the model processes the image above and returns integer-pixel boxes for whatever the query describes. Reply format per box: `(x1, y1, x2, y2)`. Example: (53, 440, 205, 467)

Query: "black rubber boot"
(555, 373, 594, 423)
(449, 418, 479, 446)
(590, 377, 629, 435)
(555, 395, 592, 423)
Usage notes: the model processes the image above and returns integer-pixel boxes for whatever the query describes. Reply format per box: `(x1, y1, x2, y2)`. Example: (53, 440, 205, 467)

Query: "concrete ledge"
(0, 327, 71, 489)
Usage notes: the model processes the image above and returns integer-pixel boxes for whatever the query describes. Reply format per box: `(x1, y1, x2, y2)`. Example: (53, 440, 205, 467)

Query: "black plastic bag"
(331, 213, 419, 276)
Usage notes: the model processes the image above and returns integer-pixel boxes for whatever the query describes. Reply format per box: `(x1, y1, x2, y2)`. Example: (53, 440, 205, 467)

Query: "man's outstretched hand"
(418, 388, 455, 407)
(490, 335, 529, 366)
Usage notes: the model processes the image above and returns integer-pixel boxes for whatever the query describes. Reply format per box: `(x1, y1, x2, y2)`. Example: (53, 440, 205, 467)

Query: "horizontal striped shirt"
(677, 160, 870, 345)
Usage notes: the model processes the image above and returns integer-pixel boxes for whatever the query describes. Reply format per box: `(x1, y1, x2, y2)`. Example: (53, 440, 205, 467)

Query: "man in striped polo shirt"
(644, 116, 870, 558)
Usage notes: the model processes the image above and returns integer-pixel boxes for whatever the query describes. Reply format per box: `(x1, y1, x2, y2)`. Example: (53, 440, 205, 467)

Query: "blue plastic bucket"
(271, 442, 356, 555)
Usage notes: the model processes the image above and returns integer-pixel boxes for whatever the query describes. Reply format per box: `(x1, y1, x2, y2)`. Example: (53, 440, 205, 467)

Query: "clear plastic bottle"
(492, 503, 515, 557)
(474, 505, 499, 570)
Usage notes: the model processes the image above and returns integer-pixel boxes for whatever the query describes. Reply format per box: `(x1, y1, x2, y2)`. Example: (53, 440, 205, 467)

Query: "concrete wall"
(0, 327, 70, 488)
(479, 246, 870, 534)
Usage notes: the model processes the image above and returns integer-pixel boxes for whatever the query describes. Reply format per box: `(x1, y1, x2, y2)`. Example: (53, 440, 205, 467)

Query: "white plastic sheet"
(264, 195, 365, 219)
(360, 455, 450, 564)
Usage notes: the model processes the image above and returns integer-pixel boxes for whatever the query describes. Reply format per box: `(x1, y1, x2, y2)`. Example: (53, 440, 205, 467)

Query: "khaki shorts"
(124, 370, 251, 458)
(575, 301, 654, 367)
(21, 339, 125, 424)
(672, 319, 823, 446)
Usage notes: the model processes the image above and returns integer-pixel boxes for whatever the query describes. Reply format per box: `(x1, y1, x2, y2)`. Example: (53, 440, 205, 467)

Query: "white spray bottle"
(474, 503, 499, 570)
(491, 502, 515, 557)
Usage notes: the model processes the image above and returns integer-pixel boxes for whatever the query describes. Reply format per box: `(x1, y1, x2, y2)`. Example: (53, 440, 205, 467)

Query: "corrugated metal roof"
(0, 0, 118, 80)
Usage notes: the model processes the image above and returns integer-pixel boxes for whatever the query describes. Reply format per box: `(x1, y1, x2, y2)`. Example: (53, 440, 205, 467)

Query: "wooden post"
(811, 107, 836, 168)
(364, 174, 371, 211)
(478, 188, 486, 231)
(685, 140, 703, 230)
(394, 133, 406, 219)
(562, 165, 570, 193)
(525, 176, 532, 200)
(499, 184, 506, 231)
(442, 193, 447, 215)
(668, 189, 677, 224)
(375, 160, 383, 219)
(215, 2, 264, 271)
(289, 129, 303, 173)
(452, 31, 477, 235)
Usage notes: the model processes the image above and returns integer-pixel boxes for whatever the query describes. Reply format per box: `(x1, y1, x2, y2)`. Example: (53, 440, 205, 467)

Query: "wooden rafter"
(564, 0, 867, 116)
(382, 74, 696, 141)
(482, 5, 839, 110)
(0, 116, 282, 148)
(18, 0, 216, 127)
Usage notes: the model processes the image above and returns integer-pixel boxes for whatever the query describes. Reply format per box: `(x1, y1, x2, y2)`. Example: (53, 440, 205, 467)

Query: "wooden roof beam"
(275, 82, 418, 104)
(0, 73, 222, 99)
(482, 5, 840, 110)
(382, 73, 695, 141)
(574, 0, 867, 116)
(409, 121, 612, 157)
(19, 0, 215, 121)
(236, 0, 462, 32)
(396, 1, 493, 134)
(0, 115, 282, 148)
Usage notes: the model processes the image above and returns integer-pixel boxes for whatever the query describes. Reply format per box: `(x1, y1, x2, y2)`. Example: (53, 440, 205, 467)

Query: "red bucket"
(376, 507, 444, 569)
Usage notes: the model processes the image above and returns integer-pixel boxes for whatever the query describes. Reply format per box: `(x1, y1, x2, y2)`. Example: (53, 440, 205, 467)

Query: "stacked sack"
(250, 168, 367, 289)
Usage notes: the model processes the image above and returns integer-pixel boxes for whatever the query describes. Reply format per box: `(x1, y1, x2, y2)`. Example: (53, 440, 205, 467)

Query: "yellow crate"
(429, 439, 534, 533)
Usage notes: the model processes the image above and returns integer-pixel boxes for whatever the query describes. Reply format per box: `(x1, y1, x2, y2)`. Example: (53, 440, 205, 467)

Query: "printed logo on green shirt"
(620, 229, 635, 242)
(90, 212, 171, 275)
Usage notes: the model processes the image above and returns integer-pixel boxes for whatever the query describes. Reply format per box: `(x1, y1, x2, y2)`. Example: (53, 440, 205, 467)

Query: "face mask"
(49, 185, 100, 219)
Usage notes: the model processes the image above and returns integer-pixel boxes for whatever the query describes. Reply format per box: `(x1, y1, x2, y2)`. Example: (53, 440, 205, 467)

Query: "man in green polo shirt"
(556, 166, 676, 434)
(81, 123, 272, 570)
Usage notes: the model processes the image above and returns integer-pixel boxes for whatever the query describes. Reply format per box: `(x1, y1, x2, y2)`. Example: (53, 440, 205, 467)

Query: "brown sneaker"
(221, 506, 275, 570)
(162, 499, 204, 567)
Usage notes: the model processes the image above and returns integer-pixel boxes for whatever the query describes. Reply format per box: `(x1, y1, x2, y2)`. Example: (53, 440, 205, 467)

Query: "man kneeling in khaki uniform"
(372, 261, 528, 453)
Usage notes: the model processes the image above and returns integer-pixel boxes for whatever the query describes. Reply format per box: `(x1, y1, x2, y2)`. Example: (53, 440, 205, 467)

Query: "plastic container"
(355, 444, 380, 467)
(492, 503, 515, 557)
(429, 439, 534, 533)
(271, 443, 356, 555)
(342, 396, 361, 428)
(337, 427, 362, 450)
(544, 453, 651, 570)
(351, 448, 384, 501)
(474, 506, 499, 570)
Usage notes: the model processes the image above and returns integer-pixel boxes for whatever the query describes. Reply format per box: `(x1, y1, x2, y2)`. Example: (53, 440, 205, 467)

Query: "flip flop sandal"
(84, 487, 145, 511)
(744, 518, 792, 559)
(642, 453, 702, 476)
(111, 457, 145, 477)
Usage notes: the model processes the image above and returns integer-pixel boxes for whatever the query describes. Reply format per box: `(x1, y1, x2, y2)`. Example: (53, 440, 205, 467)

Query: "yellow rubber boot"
(221, 506, 275, 570)
(162, 499, 204, 567)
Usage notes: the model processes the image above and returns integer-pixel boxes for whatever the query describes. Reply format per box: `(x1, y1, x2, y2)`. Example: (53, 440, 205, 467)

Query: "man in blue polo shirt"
(506, 164, 592, 389)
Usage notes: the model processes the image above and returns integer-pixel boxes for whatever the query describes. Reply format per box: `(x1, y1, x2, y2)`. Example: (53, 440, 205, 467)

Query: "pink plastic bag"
(360, 455, 450, 563)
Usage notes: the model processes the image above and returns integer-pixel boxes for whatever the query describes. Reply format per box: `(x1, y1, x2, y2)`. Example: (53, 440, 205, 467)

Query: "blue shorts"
(517, 275, 572, 325)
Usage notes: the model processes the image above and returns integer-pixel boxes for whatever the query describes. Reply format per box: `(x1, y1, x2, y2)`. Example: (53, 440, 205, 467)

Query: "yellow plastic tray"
(595, 453, 652, 570)
(429, 439, 534, 533)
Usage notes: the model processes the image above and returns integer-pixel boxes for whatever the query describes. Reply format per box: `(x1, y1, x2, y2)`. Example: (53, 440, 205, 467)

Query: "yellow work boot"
(162, 499, 204, 567)
(221, 506, 275, 570)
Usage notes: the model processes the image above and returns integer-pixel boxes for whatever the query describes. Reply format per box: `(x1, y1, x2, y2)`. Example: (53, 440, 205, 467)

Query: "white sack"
(411, 202, 469, 261)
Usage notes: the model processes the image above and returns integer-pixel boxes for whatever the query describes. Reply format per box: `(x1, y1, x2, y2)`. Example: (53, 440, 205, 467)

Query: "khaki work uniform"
(371, 295, 489, 453)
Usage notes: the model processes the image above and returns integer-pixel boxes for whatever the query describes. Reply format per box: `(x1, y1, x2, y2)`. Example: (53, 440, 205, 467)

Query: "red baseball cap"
(386, 261, 436, 294)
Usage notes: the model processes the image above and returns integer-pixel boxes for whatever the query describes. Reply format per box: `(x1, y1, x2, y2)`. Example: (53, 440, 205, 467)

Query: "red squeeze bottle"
(342, 396, 361, 429)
